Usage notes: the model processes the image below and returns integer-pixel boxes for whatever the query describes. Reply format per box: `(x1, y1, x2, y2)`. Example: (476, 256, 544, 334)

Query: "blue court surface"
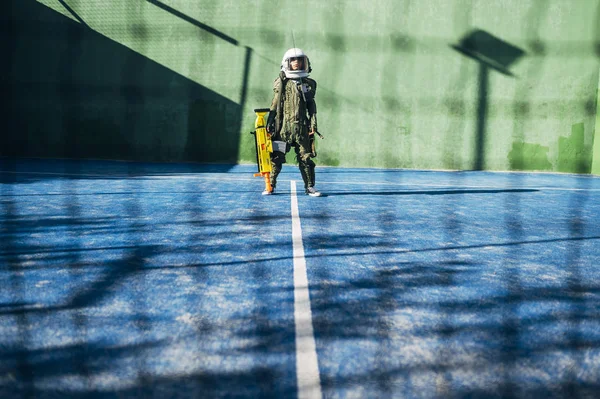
(1, 158, 600, 399)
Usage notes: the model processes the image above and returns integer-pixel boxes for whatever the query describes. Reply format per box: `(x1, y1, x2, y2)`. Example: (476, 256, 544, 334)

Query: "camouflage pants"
(271, 121, 316, 189)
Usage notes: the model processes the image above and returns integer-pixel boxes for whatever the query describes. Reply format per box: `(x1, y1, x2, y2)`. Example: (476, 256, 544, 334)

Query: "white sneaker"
(262, 189, 273, 195)
(305, 187, 321, 197)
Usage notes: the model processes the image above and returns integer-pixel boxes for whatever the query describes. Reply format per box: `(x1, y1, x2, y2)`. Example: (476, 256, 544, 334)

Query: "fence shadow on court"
(0, 161, 298, 398)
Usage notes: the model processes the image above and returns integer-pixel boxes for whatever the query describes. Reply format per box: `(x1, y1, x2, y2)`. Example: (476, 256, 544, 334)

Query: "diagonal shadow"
(324, 188, 539, 196)
(145, 0, 238, 45)
(144, 0, 254, 154)
(57, 0, 88, 27)
(3, 1, 242, 164)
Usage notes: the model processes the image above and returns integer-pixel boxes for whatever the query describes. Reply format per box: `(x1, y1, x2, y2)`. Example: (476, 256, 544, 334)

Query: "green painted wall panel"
(557, 123, 592, 173)
(3, 0, 242, 163)
(508, 141, 552, 172)
(3, 0, 600, 174)
(593, 68, 600, 175)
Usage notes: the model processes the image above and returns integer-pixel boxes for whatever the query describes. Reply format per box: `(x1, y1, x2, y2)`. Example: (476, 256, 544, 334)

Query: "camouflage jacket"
(270, 71, 318, 136)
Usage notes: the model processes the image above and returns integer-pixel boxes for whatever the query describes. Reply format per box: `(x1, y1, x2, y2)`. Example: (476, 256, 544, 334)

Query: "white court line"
(290, 180, 322, 399)
(3, 170, 599, 192)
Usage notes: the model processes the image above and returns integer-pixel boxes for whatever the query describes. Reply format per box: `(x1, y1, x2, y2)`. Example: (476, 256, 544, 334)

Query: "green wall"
(593, 67, 600, 175)
(3, 0, 600, 174)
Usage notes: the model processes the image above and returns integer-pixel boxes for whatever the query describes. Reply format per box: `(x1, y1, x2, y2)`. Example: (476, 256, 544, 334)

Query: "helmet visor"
(287, 56, 308, 72)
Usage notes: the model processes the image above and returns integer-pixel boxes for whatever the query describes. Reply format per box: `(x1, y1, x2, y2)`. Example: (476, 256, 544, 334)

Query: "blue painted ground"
(1, 158, 600, 398)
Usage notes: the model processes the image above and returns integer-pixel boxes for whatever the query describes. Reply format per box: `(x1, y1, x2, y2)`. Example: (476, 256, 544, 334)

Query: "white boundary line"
(3, 170, 600, 192)
(290, 180, 322, 399)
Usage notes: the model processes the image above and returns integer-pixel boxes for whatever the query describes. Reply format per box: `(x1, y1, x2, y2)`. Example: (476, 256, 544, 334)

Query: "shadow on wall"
(452, 29, 526, 171)
(2, 0, 240, 164)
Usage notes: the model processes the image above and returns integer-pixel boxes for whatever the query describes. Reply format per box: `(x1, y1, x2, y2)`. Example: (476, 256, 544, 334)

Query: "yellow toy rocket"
(250, 108, 273, 193)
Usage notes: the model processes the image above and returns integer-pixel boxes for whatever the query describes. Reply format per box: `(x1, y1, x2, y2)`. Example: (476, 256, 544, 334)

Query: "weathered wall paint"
(3, 0, 600, 174)
(508, 141, 552, 172)
(557, 123, 592, 173)
(593, 67, 600, 175)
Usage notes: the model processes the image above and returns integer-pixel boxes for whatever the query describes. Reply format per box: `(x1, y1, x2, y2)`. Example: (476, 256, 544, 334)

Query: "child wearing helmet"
(265, 48, 321, 197)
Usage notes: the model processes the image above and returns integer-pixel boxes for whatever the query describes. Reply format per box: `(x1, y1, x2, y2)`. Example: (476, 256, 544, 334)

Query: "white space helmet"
(281, 48, 311, 79)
